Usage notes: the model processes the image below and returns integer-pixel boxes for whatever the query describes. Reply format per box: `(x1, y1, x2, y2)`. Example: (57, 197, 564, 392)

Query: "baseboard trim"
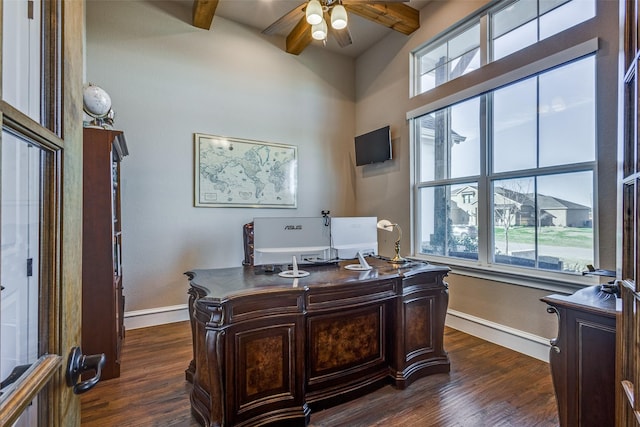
(446, 309, 551, 362)
(124, 304, 190, 330)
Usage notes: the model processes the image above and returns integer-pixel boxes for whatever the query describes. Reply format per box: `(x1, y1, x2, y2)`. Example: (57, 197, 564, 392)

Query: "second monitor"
(331, 216, 378, 259)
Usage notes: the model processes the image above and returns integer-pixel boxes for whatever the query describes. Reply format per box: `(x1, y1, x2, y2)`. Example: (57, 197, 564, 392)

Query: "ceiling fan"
(261, 0, 420, 55)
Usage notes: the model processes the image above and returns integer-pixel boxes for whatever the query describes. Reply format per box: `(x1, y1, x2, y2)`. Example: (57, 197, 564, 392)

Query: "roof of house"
(459, 186, 590, 211)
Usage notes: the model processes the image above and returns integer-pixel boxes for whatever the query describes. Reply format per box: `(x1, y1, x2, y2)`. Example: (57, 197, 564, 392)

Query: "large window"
(412, 0, 601, 276)
(417, 56, 595, 274)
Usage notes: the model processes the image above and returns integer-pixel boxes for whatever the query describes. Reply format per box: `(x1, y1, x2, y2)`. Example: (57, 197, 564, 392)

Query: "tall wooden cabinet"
(617, 0, 640, 425)
(82, 128, 128, 380)
(542, 286, 617, 427)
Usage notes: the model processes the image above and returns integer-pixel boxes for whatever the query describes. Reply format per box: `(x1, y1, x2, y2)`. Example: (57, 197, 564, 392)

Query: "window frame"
(407, 0, 616, 289)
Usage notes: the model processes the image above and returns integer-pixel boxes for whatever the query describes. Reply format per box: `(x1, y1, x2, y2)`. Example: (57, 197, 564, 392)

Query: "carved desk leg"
(190, 306, 225, 427)
(185, 285, 201, 383)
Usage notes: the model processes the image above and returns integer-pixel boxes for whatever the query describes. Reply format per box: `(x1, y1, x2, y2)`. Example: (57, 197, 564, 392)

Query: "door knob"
(65, 347, 106, 394)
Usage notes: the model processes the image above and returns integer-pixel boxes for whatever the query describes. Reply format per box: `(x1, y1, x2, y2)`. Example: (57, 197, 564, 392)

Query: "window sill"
(409, 254, 603, 295)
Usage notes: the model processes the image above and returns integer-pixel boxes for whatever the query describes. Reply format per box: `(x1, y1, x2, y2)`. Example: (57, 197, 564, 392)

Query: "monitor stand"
(278, 256, 310, 278)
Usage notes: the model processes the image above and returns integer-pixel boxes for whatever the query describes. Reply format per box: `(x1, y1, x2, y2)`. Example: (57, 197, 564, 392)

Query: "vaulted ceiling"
(190, 0, 430, 57)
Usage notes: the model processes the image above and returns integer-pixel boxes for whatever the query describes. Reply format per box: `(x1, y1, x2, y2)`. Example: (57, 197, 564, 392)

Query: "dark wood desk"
(185, 258, 450, 426)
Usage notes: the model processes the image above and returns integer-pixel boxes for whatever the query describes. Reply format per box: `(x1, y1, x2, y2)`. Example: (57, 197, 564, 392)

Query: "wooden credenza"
(82, 128, 128, 380)
(541, 286, 618, 427)
(185, 258, 450, 426)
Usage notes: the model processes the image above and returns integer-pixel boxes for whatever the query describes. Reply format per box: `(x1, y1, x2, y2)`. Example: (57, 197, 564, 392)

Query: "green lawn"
(492, 226, 593, 272)
(494, 226, 592, 248)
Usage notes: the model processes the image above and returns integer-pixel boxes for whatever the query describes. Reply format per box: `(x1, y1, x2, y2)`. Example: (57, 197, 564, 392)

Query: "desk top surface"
(541, 284, 619, 317)
(186, 257, 449, 300)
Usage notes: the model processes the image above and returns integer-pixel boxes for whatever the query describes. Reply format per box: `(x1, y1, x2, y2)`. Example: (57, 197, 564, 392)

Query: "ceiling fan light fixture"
(331, 5, 348, 30)
(311, 18, 328, 40)
(306, 0, 323, 25)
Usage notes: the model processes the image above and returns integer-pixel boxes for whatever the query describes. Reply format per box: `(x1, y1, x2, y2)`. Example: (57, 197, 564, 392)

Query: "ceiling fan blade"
(192, 0, 220, 30)
(263, 3, 306, 36)
(332, 26, 353, 48)
(286, 15, 313, 55)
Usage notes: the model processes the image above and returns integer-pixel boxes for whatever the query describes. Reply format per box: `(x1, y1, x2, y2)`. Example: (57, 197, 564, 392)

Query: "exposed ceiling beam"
(192, 0, 219, 30)
(286, 16, 313, 55)
(344, 2, 420, 35)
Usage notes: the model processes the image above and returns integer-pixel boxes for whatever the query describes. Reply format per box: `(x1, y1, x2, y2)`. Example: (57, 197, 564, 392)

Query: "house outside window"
(410, 0, 604, 277)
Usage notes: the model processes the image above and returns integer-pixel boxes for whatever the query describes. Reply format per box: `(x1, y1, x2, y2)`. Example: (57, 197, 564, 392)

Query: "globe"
(83, 84, 112, 119)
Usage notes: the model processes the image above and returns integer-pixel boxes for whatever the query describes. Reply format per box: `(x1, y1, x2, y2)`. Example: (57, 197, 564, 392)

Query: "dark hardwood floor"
(81, 321, 559, 426)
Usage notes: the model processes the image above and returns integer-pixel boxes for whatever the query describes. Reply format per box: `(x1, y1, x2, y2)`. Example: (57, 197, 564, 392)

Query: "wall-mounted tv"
(354, 125, 392, 166)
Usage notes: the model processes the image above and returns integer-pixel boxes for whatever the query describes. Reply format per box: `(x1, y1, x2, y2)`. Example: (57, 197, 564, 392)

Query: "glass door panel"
(0, 131, 44, 426)
(623, 182, 636, 285)
(2, 0, 42, 122)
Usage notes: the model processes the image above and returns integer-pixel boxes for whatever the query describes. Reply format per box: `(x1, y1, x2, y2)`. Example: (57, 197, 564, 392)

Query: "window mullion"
(480, 14, 489, 66)
(478, 93, 490, 265)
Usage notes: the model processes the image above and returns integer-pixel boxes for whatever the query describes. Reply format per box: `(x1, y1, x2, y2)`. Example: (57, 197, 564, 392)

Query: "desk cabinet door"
(547, 303, 616, 427)
(227, 316, 307, 426)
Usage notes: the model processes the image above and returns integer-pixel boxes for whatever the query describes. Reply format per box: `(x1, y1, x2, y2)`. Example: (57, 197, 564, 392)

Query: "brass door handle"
(65, 347, 106, 394)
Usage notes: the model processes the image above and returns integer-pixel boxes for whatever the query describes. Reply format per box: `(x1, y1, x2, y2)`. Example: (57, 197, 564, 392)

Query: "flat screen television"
(354, 125, 392, 166)
(253, 217, 332, 266)
(330, 217, 378, 259)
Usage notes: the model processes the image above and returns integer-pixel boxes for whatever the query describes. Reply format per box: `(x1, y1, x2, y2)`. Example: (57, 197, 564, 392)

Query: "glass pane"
(539, 56, 595, 167)
(416, 24, 479, 93)
(420, 43, 447, 75)
(419, 66, 440, 93)
(493, 173, 593, 272)
(493, 177, 536, 266)
(2, 0, 41, 122)
(622, 182, 635, 281)
(418, 184, 479, 260)
(493, 78, 537, 173)
(493, 20, 537, 61)
(492, 0, 537, 39)
(450, 99, 481, 178)
(623, 71, 636, 178)
(540, 0, 595, 40)
(449, 47, 481, 80)
(1, 131, 42, 425)
(448, 24, 480, 59)
(636, 179, 640, 285)
(418, 98, 481, 182)
(539, 0, 571, 15)
(637, 65, 640, 175)
(537, 172, 593, 273)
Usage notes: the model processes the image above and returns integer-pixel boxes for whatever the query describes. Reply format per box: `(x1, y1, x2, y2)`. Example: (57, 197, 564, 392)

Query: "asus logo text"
(284, 225, 302, 230)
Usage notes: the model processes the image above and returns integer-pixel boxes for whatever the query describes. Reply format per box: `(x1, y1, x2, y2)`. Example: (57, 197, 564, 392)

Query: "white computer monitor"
(330, 217, 378, 259)
(253, 217, 332, 266)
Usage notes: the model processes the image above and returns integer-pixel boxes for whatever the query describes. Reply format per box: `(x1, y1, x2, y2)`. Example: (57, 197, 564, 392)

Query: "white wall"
(86, 1, 357, 312)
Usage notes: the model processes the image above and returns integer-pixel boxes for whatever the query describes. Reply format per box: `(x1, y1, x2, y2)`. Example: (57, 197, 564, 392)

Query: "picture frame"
(194, 133, 297, 208)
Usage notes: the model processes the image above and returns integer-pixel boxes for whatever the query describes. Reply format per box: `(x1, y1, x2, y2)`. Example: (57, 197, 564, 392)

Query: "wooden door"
(0, 0, 88, 425)
(617, 0, 640, 425)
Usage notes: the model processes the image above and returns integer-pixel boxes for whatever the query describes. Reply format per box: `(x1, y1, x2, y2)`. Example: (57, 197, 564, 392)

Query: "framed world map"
(194, 133, 297, 208)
